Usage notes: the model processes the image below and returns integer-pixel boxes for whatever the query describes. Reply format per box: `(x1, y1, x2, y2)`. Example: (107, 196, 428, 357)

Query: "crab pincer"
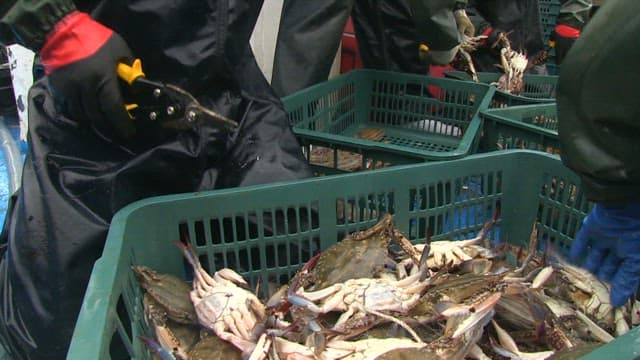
(139, 336, 177, 360)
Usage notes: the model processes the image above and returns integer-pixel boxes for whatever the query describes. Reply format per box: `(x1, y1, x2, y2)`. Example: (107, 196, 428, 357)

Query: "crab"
(187, 333, 243, 360)
(134, 265, 198, 325)
(397, 215, 498, 271)
(454, 34, 488, 82)
(282, 214, 418, 296)
(412, 300, 498, 360)
(546, 256, 631, 335)
(287, 252, 434, 342)
(490, 320, 555, 359)
(175, 241, 267, 358)
(141, 293, 201, 359)
(269, 336, 425, 360)
(491, 32, 529, 95)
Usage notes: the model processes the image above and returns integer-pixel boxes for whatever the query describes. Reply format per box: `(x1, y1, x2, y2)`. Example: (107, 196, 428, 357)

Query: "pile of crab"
(134, 213, 640, 360)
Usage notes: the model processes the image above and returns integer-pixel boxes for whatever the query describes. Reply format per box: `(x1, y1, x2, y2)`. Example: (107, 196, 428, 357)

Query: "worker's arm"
(408, 0, 463, 65)
(2, 1, 135, 141)
(558, 0, 640, 307)
(551, 0, 593, 64)
(464, 0, 503, 46)
(0, 0, 76, 50)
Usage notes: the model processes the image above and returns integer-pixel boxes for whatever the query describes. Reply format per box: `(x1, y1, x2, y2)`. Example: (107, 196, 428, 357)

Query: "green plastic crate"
(444, 71, 557, 108)
(479, 103, 559, 154)
(282, 69, 495, 174)
(539, 0, 562, 44)
(540, 0, 562, 73)
(68, 150, 640, 359)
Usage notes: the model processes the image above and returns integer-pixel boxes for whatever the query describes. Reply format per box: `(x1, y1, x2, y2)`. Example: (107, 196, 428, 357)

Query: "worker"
(465, 0, 548, 74)
(550, 0, 594, 65)
(0, 1, 312, 358)
(271, 0, 470, 98)
(557, 0, 640, 308)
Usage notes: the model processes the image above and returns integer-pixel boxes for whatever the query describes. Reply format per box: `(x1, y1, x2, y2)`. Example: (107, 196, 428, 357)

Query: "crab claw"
(138, 336, 176, 360)
(173, 240, 201, 270)
(265, 284, 290, 315)
(446, 292, 502, 339)
(490, 320, 555, 360)
(288, 294, 321, 312)
(214, 268, 249, 287)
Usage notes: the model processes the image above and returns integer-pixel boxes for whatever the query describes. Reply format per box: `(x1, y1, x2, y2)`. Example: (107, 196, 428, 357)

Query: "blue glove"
(569, 203, 640, 307)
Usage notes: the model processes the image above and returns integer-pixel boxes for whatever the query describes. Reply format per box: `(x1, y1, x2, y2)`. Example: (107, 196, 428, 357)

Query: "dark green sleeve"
(558, 0, 593, 29)
(1, 0, 76, 50)
(407, 0, 461, 51)
(558, 0, 640, 204)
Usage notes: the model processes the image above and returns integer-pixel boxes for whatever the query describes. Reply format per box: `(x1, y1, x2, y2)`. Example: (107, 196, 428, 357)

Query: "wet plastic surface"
(0, 115, 25, 227)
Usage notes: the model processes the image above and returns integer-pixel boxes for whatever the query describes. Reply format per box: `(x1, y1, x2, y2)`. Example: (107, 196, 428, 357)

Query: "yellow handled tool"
(117, 58, 238, 130)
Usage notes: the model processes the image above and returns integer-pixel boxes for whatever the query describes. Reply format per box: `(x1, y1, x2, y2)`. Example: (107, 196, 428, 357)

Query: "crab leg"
(574, 310, 614, 343)
(139, 336, 176, 360)
(448, 292, 502, 339)
(289, 284, 345, 313)
(247, 333, 271, 360)
(215, 268, 250, 287)
(491, 320, 555, 360)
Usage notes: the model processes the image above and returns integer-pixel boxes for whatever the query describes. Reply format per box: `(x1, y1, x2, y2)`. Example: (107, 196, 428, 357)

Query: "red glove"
(40, 11, 135, 141)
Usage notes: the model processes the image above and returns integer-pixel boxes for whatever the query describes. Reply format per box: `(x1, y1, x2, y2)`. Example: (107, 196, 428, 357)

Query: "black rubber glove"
(40, 11, 135, 142)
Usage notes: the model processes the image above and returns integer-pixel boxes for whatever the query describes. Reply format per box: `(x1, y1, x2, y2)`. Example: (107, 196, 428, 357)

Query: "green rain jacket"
(557, 0, 640, 204)
(557, 0, 593, 29)
(0, 0, 76, 49)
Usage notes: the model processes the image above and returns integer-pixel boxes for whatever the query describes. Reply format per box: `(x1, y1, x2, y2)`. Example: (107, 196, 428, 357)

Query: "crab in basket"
(396, 210, 499, 272)
(285, 246, 435, 342)
(490, 32, 528, 95)
(175, 240, 269, 359)
(264, 287, 502, 360)
(271, 214, 420, 298)
(545, 255, 640, 337)
(264, 215, 428, 328)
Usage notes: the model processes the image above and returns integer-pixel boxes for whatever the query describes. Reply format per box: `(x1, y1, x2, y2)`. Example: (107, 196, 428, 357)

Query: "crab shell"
(142, 293, 201, 359)
(300, 214, 397, 292)
(134, 265, 198, 325)
(188, 333, 243, 360)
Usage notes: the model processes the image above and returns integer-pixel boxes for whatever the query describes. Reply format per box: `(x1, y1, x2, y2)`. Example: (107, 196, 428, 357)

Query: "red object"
(340, 17, 363, 73)
(40, 11, 113, 74)
(554, 24, 581, 39)
(428, 64, 456, 79)
(481, 26, 493, 38)
(427, 64, 456, 100)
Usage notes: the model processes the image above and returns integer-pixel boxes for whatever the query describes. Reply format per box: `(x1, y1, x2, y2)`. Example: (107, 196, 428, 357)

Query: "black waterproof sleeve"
(557, 0, 640, 204)
(271, 0, 355, 98)
(407, 0, 461, 51)
(271, 0, 461, 98)
(0, 0, 76, 50)
(0, 1, 312, 358)
(351, 0, 448, 74)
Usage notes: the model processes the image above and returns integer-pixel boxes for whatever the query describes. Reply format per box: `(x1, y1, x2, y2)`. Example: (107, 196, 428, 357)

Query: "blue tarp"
(0, 121, 26, 227)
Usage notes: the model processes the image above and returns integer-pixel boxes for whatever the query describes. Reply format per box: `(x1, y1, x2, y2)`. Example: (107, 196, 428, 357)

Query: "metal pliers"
(117, 59, 238, 131)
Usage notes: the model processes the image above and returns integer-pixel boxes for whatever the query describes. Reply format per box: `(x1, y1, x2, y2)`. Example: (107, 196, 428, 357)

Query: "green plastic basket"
(479, 103, 559, 154)
(547, 62, 560, 75)
(539, 0, 562, 44)
(68, 150, 640, 359)
(539, 0, 562, 73)
(282, 69, 495, 174)
(444, 71, 558, 108)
